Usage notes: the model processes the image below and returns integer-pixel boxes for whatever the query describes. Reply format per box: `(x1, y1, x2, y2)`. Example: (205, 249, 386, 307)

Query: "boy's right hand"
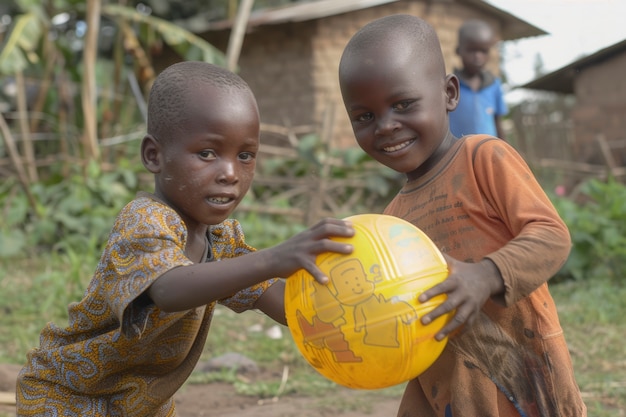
(416, 254, 504, 341)
(271, 218, 354, 284)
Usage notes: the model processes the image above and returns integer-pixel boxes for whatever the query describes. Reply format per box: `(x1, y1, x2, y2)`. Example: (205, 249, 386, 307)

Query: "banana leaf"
(0, 12, 42, 74)
(103, 4, 227, 67)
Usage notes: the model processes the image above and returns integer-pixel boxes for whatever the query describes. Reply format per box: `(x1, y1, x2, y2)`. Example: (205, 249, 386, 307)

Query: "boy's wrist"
(480, 258, 504, 297)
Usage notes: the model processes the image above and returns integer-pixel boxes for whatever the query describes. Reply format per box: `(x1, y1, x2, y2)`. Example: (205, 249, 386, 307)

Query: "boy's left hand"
(418, 254, 504, 341)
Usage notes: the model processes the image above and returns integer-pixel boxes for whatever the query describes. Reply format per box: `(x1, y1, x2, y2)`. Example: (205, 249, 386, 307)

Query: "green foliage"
(103, 4, 226, 65)
(0, 10, 43, 74)
(236, 208, 307, 249)
(550, 279, 626, 416)
(0, 156, 624, 414)
(0, 160, 142, 258)
(1, 2, 226, 74)
(0, 251, 96, 362)
(551, 177, 626, 282)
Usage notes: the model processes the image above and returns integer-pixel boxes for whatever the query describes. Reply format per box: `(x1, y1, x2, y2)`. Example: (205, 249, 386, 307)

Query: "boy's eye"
(354, 112, 373, 122)
(239, 152, 256, 162)
(199, 150, 216, 159)
(393, 100, 414, 111)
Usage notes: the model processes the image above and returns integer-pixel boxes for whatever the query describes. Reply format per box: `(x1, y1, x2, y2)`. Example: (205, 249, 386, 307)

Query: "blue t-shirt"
(449, 72, 507, 138)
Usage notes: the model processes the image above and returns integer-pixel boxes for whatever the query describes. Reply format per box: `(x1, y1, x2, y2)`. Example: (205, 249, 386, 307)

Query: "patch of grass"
(2, 254, 624, 415)
(0, 255, 95, 365)
(551, 279, 626, 416)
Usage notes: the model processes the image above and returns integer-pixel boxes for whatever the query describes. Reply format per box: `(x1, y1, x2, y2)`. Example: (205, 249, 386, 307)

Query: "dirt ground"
(0, 363, 400, 417)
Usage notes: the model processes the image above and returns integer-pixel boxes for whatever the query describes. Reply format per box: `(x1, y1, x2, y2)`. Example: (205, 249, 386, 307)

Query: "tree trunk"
(226, 0, 255, 72)
(81, 0, 101, 162)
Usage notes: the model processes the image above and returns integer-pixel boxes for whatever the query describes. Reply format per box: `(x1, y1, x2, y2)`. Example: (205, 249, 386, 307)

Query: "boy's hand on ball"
(275, 218, 354, 284)
(419, 255, 503, 341)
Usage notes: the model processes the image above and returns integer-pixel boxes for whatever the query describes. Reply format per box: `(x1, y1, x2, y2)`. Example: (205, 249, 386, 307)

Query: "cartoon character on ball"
(286, 214, 452, 390)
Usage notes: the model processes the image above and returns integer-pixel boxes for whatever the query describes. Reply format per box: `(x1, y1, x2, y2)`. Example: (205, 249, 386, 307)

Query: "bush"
(0, 160, 141, 258)
(551, 177, 626, 282)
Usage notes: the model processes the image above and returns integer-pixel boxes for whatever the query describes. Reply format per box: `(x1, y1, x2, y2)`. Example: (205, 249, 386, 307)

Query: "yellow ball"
(285, 214, 451, 390)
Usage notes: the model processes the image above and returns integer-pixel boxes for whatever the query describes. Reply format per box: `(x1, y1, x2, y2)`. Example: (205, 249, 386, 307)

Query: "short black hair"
(457, 19, 494, 45)
(339, 14, 446, 80)
(146, 61, 252, 142)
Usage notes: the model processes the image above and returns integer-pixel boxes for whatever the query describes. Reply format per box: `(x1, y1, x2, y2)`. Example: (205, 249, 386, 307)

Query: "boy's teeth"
(384, 141, 410, 152)
(209, 197, 230, 203)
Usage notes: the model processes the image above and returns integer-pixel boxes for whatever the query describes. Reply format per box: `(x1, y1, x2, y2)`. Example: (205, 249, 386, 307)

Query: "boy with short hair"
(16, 61, 354, 416)
(450, 19, 508, 140)
(339, 14, 585, 416)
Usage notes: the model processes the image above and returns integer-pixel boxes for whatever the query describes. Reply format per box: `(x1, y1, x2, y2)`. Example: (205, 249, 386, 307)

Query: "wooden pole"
(15, 70, 38, 182)
(226, 0, 255, 72)
(81, 0, 101, 161)
(0, 113, 39, 215)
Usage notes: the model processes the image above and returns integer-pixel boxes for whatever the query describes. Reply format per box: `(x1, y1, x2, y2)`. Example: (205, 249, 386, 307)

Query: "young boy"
(338, 14, 586, 417)
(16, 61, 354, 416)
(449, 19, 508, 140)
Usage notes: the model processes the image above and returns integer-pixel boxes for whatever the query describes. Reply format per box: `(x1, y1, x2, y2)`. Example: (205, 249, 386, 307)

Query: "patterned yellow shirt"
(17, 193, 277, 416)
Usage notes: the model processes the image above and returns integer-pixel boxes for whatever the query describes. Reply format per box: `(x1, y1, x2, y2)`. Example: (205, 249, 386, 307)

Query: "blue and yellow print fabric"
(16, 193, 276, 416)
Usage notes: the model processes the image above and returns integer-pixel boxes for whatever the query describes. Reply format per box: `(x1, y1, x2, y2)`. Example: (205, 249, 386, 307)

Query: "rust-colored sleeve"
(474, 140, 571, 306)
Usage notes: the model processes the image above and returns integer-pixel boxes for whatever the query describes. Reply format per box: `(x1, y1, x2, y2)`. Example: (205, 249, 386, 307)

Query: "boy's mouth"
(383, 139, 413, 153)
(207, 196, 234, 205)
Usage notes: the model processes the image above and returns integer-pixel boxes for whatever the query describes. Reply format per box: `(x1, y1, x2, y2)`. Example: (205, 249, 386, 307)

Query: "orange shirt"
(385, 136, 586, 416)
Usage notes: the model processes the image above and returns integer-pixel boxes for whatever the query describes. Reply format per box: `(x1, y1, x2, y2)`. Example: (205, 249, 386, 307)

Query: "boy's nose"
(217, 161, 238, 184)
(473, 51, 488, 62)
(375, 112, 400, 136)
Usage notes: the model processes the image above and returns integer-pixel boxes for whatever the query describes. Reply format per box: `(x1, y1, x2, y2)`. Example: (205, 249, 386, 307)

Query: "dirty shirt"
(16, 193, 276, 416)
(386, 136, 586, 416)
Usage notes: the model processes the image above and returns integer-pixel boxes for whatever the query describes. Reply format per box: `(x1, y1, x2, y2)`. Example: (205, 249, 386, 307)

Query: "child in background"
(449, 19, 508, 140)
(338, 14, 585, 417)
(16, 61, 354, 416)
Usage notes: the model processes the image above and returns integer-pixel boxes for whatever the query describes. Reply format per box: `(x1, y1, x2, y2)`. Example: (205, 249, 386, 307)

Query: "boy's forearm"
(253, 280, 287, 325)
(148, 249, 282, 312)
(485, 220, 571, 306)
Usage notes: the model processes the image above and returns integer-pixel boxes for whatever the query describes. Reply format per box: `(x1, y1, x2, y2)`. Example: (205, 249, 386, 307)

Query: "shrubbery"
(551, 177, 626, 283)
(0, 160, 142, 258)
(1, 154, 624, 283)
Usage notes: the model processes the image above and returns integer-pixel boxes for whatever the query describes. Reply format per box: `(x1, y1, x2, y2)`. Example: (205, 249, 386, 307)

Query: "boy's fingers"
(420, 299, 454, 325)
(327, 242, 353, 254)
(418, 281, 449, 302)
(432, 303, 474, 341)
(435, 320, 465, 341)
(306, 267, 329, 285)
(314, 219, 354, 237)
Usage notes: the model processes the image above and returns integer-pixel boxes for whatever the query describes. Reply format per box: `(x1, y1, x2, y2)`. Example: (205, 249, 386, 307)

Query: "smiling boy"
(339, 15, 585, 417)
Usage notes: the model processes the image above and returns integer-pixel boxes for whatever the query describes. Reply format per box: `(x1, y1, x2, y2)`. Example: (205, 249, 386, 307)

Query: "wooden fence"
(508, 103, 626, 195)
(0, 110, 401, 225)
(2, 101, 625, 220)
(235, 120, 401, 225)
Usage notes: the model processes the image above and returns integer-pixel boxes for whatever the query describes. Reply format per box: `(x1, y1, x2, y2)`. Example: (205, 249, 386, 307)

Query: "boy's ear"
(445, 74, 460, 112)
(141, 134, 161, 173)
